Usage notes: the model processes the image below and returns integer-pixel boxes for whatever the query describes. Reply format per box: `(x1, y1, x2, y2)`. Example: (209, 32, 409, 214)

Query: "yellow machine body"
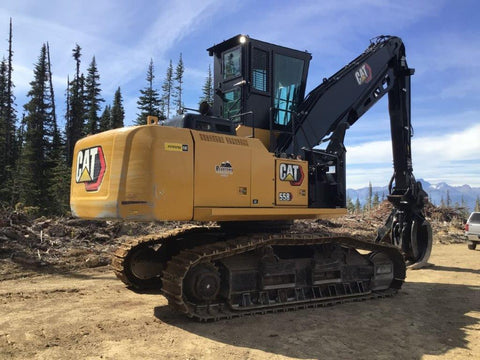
(70, 124, 346, 222)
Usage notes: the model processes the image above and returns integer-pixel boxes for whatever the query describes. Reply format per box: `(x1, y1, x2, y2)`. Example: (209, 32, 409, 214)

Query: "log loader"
(70, 35, 432, 320)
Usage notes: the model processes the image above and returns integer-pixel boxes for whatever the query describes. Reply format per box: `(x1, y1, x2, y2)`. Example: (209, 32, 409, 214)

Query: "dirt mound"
(424, 203, 468, 244)
(0, 209, 185, 279)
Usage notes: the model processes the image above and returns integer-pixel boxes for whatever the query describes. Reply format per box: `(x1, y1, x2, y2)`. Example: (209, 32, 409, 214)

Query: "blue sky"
(1, 0, 479, 188)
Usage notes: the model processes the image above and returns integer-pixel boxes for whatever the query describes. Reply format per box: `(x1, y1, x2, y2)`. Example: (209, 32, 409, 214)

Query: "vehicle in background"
(465, 212, 480, 250)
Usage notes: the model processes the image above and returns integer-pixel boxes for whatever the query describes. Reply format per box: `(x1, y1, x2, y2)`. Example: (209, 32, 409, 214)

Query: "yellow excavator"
(70, 35, 432, 320)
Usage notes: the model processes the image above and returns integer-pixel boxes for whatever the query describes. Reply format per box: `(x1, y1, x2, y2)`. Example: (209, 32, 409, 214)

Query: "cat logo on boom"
(279, 163, 304, 186)
(355, 63, 372, 85)
(75, 146, 106, 191)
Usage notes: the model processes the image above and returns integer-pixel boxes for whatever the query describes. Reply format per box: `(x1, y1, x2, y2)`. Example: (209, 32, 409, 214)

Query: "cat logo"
(355, 63, 372, 85)
(279, 163, 304, 186)
(75, 146, 106, 191)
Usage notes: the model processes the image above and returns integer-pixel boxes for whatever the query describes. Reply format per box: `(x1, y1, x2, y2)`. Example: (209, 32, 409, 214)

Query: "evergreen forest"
(0, 19, 214, 215)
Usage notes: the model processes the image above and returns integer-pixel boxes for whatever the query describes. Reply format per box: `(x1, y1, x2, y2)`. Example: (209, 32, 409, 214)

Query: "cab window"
(223, 47, 241, 79)
(273, 54, 304, 126)
(222, 88, 241, 119)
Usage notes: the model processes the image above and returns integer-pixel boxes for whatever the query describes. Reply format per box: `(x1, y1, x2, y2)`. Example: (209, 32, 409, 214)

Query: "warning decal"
(165, 143, 188, 152)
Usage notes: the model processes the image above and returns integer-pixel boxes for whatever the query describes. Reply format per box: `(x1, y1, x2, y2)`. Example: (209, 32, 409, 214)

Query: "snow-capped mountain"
(347, 179, 480, 211)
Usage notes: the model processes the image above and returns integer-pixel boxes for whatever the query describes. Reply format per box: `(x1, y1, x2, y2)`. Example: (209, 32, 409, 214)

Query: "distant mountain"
(347, 179, 480, 212)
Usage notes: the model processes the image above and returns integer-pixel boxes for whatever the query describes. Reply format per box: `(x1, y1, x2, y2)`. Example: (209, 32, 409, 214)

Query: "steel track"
(111, 225, 220, 288)
(161, 230, 406, 321)
(111, 225, 405, 321)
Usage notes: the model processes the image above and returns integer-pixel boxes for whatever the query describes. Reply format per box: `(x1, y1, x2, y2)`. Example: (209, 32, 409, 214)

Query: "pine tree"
(9, 117, 25, 206)
(99, 105, 112, 131)
(475, 196, 480, 212)
(65, 75, 70, 137)
(199, 64, 213, 106)
(18, 44, 56, 214)
(136, 59, 162, 125)
(446, 190, 451, 208)
(162, 60, 173, 118)
(0, 19, 17, 205)
(355, 197, 361, 214)
(84, 56, 104, 134)
(47, 112, 70, 215)
(5, 18, 16, 171)
(46, 43, 56, 133)
(173, 53, 184, 115)
(111, 87, 124, 128)
(45, 44, 69, 214)
(66, 44, 85, 166)
(372, 192, 380, 208)
(346, 196, 355, 213)
(0, 59, 9, 201)
(367, 181, 373, 211)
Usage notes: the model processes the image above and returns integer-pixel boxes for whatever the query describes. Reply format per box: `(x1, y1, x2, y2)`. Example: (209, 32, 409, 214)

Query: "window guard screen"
(252, 48, 268, 92)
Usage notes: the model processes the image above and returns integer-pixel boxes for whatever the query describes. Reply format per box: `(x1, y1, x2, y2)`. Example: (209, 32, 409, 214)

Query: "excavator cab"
(207, 35, 346, 210)
(207, 35, 312, 143)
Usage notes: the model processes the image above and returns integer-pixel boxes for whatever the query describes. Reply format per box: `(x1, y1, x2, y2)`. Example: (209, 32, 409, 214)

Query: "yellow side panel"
(250, 138, 275, 207)
(193, 132, 251, 207)
(71, 126, 194, 221)
(192, 131, 275, 209)
(153, 131, 193, 220)
(275, 159, 308, 206)
(120, 127, 194, 220)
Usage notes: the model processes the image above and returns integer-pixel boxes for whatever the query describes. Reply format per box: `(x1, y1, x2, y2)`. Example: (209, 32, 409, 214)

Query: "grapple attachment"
(376, 181, 433, 265)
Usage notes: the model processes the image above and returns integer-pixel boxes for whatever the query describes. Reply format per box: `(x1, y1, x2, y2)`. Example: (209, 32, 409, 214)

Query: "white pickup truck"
(465, 212, 480, 250)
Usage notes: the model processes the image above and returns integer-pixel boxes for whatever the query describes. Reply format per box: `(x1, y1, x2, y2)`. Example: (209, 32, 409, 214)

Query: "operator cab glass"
(223, 47, 242, 79)
(222, 88, 241, 119)
(273, 54, 305, 126)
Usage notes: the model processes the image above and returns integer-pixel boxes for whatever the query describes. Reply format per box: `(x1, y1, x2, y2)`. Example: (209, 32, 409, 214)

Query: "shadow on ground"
(154, 282, 479, 359)
(430, 265, 480, 275)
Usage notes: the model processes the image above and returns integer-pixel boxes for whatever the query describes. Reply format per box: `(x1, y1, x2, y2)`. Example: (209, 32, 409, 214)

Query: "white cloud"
(346, 165, 395, 189)
(347, 123, 480, 164)
(345, 123, 480, 187)
(413, 123, 480, 163)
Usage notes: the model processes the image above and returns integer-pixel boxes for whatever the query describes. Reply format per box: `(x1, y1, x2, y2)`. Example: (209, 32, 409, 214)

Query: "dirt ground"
(0, 243, 478, 360)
